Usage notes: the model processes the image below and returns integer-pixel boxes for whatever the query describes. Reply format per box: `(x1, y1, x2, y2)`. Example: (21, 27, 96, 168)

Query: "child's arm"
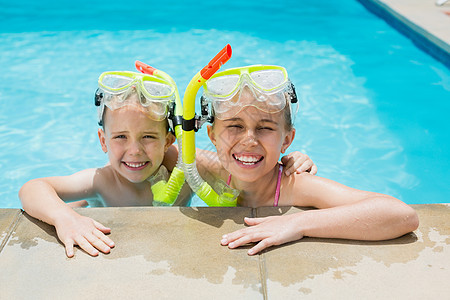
(19, 169, 115, 258)
(221, 174, 418, 255)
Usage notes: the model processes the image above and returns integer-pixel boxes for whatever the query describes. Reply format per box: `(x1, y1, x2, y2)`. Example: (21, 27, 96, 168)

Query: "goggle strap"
(94, 88, 103, 106)
(289, 82, 298, 104)
(182, 115, 203, 132)
(200, 96, 214, 124)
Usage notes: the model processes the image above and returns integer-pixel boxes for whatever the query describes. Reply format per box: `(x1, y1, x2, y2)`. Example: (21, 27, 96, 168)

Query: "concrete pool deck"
(0, 204, 449, 299)
(361, 0, 450, 67)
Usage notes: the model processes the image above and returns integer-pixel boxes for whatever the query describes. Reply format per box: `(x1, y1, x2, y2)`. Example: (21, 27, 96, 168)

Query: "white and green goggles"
(202, 65, 296, 120)
(95, 71, 176, 124)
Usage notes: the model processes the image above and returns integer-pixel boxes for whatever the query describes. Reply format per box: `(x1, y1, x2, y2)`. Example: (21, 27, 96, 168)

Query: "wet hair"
(101, 105, 170, 133)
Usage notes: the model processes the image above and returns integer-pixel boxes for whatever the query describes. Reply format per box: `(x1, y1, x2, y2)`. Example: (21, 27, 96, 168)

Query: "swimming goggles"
(95, 71, 176, 125)
(201, 65, 297, 120)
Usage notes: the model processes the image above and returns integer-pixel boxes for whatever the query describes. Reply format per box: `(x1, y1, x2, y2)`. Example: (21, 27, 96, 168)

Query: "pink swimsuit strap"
(227, 164, 284, 207)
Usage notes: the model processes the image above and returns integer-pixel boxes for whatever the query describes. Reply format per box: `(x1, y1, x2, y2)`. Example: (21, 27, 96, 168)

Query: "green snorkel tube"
(181, 44, 239, 206)
(135, 61, 185, 206)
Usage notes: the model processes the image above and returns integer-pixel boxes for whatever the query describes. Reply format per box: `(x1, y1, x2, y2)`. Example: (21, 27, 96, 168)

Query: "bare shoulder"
(91, 166, 123, 199)
(196, 148, 228, 182)
(281, 172, 378, 208)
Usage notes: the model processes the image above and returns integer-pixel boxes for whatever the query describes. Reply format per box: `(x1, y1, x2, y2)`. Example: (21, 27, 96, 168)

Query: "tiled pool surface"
(1, 1, 449, 298)
(0, 205, 449, 298)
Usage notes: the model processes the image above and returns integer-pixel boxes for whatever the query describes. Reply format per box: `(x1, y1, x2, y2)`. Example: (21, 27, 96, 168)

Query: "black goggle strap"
(167, 101, 182, 135)
(288, 82, 298, 104)
(200, 95, 214, 124)
(94, 88, 105, 126)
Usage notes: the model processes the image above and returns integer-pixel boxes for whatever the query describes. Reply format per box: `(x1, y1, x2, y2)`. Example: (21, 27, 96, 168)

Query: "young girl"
(200, 65, 419, 255)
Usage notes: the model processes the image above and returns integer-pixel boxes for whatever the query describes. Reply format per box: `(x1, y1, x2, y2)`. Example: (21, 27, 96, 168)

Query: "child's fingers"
(93, 229, 115, 248)
(75, 236, 100, 257)
(64, 241, 75, 258)
(248, 238, 276, 255)
(284, 158, 309, 176)
(295, 160, 314, 174)
(244, 217, 266, 226)
(67, 200, 88, 208)
(86, 232, 112, 254)
(309, 164, 318, 175)
(280, 154, 293, 165)
(282, 154, 305, 168)
(227, 231, 268, 249)
(93, 220, 111, 234)
(222, 217, 274, 247)
(221, 217, 266, 245)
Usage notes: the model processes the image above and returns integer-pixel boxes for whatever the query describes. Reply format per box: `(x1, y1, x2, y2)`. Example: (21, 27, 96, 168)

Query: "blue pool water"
(0, 0, 449, 208)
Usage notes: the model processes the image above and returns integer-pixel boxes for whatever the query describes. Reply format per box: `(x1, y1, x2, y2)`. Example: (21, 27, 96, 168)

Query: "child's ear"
(281, 128, 295, 154)
(206, 125, 216, 146)
(164, 132, 176, 152)
(98, 128, 108, 153)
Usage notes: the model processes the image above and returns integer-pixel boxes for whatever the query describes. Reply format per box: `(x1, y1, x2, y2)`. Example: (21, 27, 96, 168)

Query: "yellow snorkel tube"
(135, 61, 185, 206)
(182, 44, 239, 206)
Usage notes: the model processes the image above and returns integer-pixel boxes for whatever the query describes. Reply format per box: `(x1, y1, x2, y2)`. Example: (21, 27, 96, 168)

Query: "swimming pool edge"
(358, 0, 450, 69)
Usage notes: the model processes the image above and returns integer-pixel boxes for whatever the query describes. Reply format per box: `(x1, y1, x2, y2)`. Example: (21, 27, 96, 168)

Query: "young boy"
(19, 71, 184, 257)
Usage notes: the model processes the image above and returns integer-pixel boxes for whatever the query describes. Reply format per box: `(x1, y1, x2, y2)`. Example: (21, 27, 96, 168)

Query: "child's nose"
(128, 140, 143, 155)
(241, 130, 258, 147)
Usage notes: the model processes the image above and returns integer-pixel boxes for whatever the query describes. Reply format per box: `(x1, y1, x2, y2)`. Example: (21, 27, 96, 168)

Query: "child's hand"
(220, 214, 304, 255)
(281, 151, 317, 176)
(54, 212, 115, 258)
(67, 200, 88, 208)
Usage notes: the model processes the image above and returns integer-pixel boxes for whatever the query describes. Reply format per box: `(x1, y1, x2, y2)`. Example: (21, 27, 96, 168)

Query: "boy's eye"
(227, 124, 243, 129)
(114, 135, 126, 139)
(143, 135, 157, 139)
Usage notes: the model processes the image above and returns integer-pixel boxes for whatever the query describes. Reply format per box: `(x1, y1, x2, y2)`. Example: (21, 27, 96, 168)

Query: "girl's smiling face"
(98, 105, 174, 183)
(208, 105, 295, 183)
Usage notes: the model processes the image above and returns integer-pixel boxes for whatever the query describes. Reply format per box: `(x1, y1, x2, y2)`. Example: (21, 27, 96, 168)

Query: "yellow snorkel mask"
(200, 65, 298, 122)
(95, 71, 176, 126)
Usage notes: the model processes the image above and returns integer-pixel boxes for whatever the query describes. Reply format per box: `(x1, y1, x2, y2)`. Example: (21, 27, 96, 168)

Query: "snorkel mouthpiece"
(200, 44, 232, 80)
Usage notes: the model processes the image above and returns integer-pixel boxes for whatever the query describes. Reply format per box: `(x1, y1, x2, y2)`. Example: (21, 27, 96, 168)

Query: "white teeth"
(125, 162, 146, 168)
(234, 155, 261, 164)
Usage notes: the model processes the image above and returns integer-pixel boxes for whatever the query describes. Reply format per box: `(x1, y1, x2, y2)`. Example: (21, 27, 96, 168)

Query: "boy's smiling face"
(98, 104, 174, 184)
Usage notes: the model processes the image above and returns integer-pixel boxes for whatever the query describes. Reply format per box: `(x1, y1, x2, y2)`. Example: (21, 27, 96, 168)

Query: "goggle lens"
(142, 80, 174, 99)
(250, 69, 286, 90)
(206, 74, 240, 96)
(101, 74, 134, 91)
(97, 71, 175, 123)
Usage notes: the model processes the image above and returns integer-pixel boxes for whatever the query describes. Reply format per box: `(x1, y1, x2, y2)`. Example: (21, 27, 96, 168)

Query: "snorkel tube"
(135, 61, 185, 206)
(182, 44, 239, 206)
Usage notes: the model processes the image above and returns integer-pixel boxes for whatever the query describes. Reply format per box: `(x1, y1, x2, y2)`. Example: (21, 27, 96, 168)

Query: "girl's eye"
(257, 126, 274, 131)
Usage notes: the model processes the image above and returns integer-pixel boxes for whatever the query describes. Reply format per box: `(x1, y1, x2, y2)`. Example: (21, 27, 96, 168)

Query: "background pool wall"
(358, 0, 450, 69)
